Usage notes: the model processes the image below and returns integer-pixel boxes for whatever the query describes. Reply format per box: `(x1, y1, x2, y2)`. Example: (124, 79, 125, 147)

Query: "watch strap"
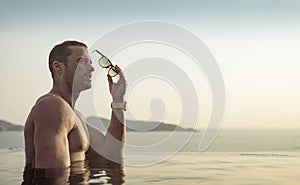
(111, 101, 127, 111)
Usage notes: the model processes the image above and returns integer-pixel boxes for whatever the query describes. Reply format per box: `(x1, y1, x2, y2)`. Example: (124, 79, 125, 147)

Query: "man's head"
(49, 41, 94, 91)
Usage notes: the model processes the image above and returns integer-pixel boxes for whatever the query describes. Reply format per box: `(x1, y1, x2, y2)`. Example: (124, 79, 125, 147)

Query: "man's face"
(65, 46, 95, 92)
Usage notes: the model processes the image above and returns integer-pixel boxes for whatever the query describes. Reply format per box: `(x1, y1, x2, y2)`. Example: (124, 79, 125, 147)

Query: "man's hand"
(107, 65, 127, 102)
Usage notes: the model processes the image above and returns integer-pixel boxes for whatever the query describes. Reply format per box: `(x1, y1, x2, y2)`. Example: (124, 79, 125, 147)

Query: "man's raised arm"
(86, 65, 127, 163)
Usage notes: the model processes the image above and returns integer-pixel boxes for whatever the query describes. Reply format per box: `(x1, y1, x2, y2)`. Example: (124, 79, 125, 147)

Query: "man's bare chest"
(68, 113, 89, 153)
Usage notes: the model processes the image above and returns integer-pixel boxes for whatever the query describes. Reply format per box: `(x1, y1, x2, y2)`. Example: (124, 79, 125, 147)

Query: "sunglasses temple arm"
(92, 49, 105, 57)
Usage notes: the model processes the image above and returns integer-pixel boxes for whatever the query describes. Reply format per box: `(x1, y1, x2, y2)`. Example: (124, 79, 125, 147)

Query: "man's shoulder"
(31, 94, 75, 130)
(34, 94, 69, 108)
(32, 94, 73, 117)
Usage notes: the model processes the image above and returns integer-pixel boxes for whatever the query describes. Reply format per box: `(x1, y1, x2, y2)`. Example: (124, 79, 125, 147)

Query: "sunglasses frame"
(92, 50, 118, 77)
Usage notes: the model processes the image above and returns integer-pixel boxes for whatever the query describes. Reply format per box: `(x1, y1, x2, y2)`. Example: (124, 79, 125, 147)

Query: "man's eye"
(80, 60, 88, 64)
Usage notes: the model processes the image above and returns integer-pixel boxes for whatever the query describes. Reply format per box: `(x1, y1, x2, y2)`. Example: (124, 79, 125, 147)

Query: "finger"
(115, 65, 126, 83)
(114, 65, 121, 74)
(107, 74, 113, 91)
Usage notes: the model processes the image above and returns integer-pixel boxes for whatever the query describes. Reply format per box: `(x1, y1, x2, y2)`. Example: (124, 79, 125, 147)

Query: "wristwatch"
(111, 101, 127, 111)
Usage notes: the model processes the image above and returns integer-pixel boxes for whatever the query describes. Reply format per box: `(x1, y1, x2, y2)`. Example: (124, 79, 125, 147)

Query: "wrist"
(112, 97, 124, 102)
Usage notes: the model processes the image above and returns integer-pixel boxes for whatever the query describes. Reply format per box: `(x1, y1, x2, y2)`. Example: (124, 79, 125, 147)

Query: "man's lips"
(85, 74, 92, 81)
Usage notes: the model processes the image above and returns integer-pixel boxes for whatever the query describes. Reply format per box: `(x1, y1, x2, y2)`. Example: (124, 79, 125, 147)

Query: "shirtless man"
(24, 41, 127, 170)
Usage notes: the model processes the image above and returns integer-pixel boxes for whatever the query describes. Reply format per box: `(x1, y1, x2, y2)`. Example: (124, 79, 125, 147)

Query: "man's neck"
(50, 83, 80, 108)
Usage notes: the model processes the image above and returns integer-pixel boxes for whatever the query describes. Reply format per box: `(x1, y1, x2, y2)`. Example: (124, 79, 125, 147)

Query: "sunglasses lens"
(98, 57, 112, 68)
(108, 66, 118, 77)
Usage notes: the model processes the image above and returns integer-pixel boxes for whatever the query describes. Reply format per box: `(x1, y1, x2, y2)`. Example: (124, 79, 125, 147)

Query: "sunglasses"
(92, 50, 118, 77)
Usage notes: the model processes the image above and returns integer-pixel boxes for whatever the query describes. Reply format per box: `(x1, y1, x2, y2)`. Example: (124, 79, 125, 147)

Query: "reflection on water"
(0, 147, 299, 185)
(22, 148, 125, 185)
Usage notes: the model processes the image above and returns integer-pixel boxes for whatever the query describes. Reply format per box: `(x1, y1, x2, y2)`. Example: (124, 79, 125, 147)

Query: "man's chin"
(82, 83, 92, 90)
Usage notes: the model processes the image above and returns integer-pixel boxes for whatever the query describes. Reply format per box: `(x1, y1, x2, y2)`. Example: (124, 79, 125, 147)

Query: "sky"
(1, 0, 300, 129)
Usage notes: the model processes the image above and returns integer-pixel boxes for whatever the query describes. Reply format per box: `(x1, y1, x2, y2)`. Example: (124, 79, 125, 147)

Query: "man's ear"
(52, 61, 65, 76)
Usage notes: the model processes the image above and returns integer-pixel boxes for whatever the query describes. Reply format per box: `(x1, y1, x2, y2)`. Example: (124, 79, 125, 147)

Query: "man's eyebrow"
(76, 56, 92, 63)
(76, 56, 86, 60)
(76, 56, 89, 61)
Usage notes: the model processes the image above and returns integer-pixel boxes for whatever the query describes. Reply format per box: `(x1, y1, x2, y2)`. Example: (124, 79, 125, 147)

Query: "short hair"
(48, 40, 87, 79)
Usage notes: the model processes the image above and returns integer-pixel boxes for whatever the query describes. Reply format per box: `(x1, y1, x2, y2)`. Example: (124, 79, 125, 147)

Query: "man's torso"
(24, 94, 90, 167)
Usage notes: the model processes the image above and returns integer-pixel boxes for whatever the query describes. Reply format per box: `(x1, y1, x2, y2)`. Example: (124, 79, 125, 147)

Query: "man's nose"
(88, 63, 95, 72)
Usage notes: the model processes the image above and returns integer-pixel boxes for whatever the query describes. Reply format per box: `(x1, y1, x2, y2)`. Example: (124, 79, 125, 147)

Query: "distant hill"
(0, 117, 195, 132)
(87, 116, 195, 132)
(0, 120, 24, 131)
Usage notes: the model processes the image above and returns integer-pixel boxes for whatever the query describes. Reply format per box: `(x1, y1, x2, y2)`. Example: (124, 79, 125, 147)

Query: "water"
(1, 130, 300, 184)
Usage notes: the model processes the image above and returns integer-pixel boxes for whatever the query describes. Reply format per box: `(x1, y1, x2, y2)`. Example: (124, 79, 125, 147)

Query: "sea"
(0, 129, 300, 185)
